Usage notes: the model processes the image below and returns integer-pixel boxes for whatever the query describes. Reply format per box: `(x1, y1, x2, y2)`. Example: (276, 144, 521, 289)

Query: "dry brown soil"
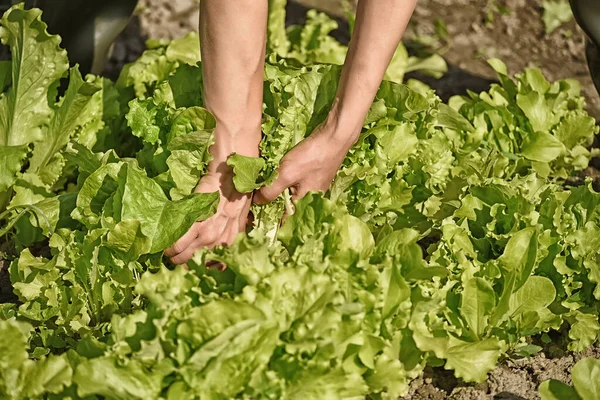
(402, 344, 600, 400)
(406, 0, 600, 118)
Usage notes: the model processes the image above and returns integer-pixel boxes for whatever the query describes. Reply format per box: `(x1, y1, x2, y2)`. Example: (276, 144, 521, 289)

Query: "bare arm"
(200, 0, 266, 159)
(256, 0, 416, 203)
(333, 0, 417, 143)
(166, 0, 267, 264)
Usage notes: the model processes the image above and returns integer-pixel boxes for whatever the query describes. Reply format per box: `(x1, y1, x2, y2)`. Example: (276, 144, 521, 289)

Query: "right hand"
(254, 118, 359, 204)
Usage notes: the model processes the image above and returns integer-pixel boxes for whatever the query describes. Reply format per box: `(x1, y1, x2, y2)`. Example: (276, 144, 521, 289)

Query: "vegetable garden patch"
(0, 1, 599, 399)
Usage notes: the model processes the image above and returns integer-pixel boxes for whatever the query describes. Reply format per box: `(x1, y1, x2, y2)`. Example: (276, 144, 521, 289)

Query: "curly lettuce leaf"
(29, 67, 101, 186)
(0, 319, 72, 398)
(0, 4, 69, 147)
(227, 153, 266, 193)
(0, 144, 27, 192)
(73, 162, 219, 253)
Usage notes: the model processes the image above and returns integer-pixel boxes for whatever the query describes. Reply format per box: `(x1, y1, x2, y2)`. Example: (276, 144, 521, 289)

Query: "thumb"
(254, 174, 292, 205)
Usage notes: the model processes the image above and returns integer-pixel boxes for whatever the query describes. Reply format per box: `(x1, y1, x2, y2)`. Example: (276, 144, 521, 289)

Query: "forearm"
(199, 0, 267, 159)
(329, 0, 416, 143)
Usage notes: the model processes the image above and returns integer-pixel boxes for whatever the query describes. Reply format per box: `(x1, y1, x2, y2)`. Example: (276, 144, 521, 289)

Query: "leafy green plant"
(539, 358, 600, 400)
(0, 3, 219, 358)
(0, 1, 599, 399)
(266, 0, 447, 82)
(0, 4, 128, 248)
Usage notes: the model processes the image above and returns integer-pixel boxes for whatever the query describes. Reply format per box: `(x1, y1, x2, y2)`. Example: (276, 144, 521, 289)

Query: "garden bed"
(108, 2, 600, 399)
(1, 1, 599, 399)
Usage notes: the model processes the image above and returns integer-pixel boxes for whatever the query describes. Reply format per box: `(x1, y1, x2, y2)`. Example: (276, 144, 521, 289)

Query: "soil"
(405, 0, 600, 120)
(0, 257, 17, 304)
(401, 345, 600, 400)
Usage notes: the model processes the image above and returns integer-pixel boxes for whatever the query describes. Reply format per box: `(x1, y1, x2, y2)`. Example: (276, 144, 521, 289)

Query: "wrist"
(209, 123, 261, 160)
(322, 99, 363, 148)
(206, 124, 261, 180)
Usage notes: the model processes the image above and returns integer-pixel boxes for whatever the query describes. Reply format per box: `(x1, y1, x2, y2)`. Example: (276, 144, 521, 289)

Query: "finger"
(214, 224, 241, 247)
(170, 249, 196, 265)
(293, 184, 327, 202)
(172, 233, 231, 266)
(291, 183, 312, 202)
(281, 187, 296, 223)
(289, 185, 300, 202)
(254, 173, 294, 205)
(197, 227, 220, 247)
(164, 227, 199, 257)
(171, 219, 238, 265)
(169, 238, 207, 265)
(206, 260, 222, 268)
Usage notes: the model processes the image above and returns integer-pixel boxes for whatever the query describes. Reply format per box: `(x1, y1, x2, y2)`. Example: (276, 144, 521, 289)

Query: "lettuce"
(540, 358, 600, 400)
(0, 2, 599, 399)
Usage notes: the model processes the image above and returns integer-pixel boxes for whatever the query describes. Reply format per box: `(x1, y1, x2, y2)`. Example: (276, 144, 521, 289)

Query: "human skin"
(165, 0, 417, 264)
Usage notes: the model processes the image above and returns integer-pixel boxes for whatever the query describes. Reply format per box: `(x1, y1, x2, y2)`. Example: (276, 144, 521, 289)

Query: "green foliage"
(539, 358, 600, 400)
(227, 153, 266, 193)
(0, 2, 599, 399)
(265, 0, 447, 82)
(0, 3, 128, 233)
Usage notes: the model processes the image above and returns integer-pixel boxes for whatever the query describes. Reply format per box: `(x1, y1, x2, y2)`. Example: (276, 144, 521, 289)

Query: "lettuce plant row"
(0, 2, 599, 399)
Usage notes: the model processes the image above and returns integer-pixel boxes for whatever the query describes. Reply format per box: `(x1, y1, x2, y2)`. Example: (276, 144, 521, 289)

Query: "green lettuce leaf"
(542, 0, 573, 34)
(74, 356, 164, 400)
(0, 144, 27, 192)
(0, 4, 69, 147)
(73, 162, 219, 253)
(0, 319, 72, 398)
(539, 358, 600, 400)
(571, 358, 600, 400)
(227, 153, 266, 193)
(29, 66, 100, 185)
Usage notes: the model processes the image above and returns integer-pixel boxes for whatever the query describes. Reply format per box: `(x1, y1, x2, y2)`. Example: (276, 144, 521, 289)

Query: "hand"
(164, 161, 251, 265)
(254, 120, 359, 204)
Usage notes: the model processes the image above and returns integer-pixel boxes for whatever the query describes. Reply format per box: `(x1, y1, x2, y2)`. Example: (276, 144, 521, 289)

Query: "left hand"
(164, 157, 252, 265)
(254, 120, 359, 204)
